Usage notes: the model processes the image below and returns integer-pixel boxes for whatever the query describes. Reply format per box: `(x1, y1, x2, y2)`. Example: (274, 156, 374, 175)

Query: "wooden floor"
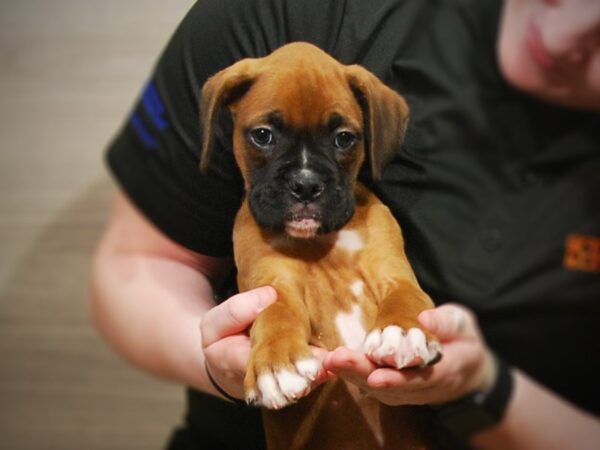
(0, 2, 194, 449)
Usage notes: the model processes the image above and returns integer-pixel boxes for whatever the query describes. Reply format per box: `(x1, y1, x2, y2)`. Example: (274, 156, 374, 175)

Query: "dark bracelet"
(432, 353, 514, 439)
(204, 360, 247, 406)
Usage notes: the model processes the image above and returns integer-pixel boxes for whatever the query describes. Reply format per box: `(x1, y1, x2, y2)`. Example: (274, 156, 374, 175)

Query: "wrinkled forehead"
(233, 63, 363, 132)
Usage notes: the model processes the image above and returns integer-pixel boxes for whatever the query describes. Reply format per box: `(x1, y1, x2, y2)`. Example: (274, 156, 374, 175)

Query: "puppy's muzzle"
(288, 169, 325, 203)
(285, 169, 325, 238)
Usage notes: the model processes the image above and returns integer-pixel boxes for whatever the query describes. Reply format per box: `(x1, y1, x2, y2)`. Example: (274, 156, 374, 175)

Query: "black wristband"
(433, 354, 514, 439)
(204, 361, 247, 406)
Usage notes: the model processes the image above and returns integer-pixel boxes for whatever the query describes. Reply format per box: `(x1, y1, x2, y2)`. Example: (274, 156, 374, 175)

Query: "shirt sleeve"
(105, 0, 279, 256)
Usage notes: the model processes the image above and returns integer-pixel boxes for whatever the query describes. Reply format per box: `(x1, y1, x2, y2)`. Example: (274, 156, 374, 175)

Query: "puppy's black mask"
(244, 112, 362, 237)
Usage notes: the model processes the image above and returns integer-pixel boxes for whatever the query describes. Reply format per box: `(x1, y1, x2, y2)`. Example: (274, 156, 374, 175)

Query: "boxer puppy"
(200, 42, 444, 450)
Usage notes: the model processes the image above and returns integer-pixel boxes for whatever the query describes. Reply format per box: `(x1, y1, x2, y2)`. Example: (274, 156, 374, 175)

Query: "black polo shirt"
(106, 0, 600, 448)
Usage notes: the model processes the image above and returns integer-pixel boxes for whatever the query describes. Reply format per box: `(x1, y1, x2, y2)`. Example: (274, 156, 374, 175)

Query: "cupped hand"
(200, 286, 277, 401)
(322, 304, 496, 406)
(200, 286, 330, 402)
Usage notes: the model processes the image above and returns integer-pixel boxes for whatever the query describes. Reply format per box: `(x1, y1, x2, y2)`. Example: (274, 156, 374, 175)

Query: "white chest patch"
(335, 304, 366, 351)
(350, 279, 365, 297)
(336, 230, 364, 254)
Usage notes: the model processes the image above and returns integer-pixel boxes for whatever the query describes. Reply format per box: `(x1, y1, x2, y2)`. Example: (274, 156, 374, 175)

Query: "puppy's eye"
(333, 131, 356, 151)
(249, 127, 274, 148)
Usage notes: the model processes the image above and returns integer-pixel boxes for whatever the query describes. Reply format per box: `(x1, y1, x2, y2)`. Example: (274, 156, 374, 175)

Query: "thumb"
(418, 304, 478, 342)
(201, 286, 277, 347)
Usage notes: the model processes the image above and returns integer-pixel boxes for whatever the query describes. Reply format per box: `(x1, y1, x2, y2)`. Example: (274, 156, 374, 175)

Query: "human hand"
(200, 286, 331, 402)
(322, 304, 496, 406)
(200, 286, 278, 401)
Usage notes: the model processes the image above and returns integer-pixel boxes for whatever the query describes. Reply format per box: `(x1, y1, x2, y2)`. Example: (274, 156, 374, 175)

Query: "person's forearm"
(470, 369, 600, 450)
(89, 242, 217, 393)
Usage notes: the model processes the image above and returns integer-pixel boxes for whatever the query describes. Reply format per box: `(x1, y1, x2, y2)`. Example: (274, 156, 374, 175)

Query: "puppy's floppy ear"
(199, 59, 261, 173)
(346, 65, 409, 181)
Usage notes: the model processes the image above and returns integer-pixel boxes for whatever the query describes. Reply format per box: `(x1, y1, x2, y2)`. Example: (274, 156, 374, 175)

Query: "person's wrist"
(204, 360, 247, 405)
(432, 352, 514, 439)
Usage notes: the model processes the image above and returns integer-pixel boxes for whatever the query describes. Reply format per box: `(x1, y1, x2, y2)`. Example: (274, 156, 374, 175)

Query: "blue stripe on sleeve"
(142, 81, 169, 131)
(130, 113, 159, 149)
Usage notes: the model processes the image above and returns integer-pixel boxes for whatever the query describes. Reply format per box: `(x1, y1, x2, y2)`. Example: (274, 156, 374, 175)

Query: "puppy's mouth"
(284, 204, 322, 239)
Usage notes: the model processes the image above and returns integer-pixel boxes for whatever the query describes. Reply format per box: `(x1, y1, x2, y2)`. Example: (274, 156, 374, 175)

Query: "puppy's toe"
(295, 357, 320, 382)
(369, 326, 403, 365)
(364, 326, 441, 369)
(247, 356, 321, 409)
(245, 387, 259, 406)
(424, 338, 442, 366)
(363, 329, 383, 356)
(257, 372, 289, 409)
(275, 368, 311, 401)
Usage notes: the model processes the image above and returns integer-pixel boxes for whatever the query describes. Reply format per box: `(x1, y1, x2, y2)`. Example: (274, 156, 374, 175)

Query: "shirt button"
(481, 228, 503, 252)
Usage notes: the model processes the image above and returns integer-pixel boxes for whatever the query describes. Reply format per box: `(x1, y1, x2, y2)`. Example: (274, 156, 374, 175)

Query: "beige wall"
(0, 2, 194, 449)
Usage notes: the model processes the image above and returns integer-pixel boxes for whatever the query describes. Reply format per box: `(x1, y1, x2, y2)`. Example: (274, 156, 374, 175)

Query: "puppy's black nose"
(288, 169, 325, 202)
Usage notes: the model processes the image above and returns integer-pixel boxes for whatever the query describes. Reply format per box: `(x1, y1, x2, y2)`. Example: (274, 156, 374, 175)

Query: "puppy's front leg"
(244, 296, 320, 409)
(365, 282, 441, 369)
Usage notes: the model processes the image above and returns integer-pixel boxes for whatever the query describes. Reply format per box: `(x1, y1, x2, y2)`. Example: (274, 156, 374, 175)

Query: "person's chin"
(499, 44, 537, 91)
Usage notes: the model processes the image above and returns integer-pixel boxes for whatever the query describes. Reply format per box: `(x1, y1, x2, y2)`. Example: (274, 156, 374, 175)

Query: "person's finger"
(367, 367, 406, 388)
(418, 304, 477, 342)
(201, 286, 277, 347)
(367, 365, 435, 389)
(309, 346, 336, 385)
(323, 347, 377, 379)
(205, 334, 252, 372)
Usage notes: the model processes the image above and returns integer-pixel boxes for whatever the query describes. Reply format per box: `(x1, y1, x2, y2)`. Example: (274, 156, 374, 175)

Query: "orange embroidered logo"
(564, 234, 600, 273)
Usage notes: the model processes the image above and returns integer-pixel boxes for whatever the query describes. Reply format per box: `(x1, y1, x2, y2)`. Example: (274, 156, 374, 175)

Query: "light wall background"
(0, 1, 195, 449)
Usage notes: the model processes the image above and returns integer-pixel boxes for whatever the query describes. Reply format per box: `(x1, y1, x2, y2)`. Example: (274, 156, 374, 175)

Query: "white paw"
(247, 358, 320, 409)
(295, 358, 320, 381)
(364, 326, 440, 369)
